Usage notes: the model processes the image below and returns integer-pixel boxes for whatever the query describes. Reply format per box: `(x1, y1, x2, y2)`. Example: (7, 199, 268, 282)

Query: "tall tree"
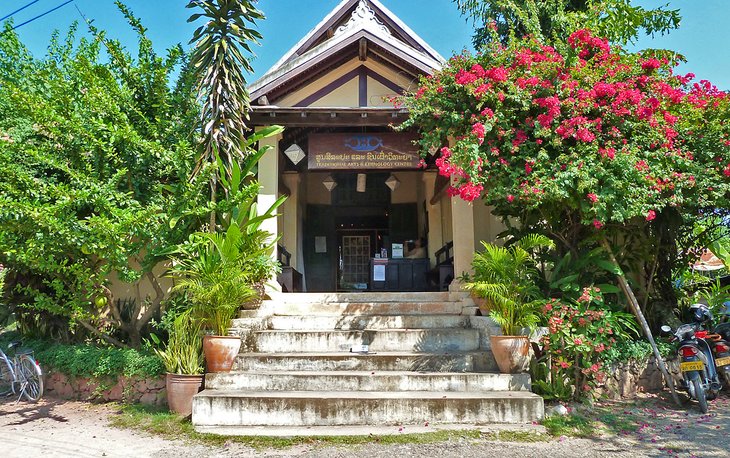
(186, 0, 265, 231)
(455, 0, 681, 48)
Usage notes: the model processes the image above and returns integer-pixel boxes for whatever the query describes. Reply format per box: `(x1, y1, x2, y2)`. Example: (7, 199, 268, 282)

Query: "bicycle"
(0, 341, 43, 402)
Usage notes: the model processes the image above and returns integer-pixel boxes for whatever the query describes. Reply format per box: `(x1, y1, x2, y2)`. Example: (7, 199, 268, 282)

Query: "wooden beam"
(359, 37, 368, 61)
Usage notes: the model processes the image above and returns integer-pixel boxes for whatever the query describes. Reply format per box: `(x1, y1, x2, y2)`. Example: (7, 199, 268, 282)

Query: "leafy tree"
(455, 0, 681, 48)
(401, 30, 730, 322)
(0, 7, 206, 347)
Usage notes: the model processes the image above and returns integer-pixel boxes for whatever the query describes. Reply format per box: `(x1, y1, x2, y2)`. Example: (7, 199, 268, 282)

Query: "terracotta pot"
(203, 335, 242, 373)
(165, 373, 203, 417)
(490, 335, 531, 374)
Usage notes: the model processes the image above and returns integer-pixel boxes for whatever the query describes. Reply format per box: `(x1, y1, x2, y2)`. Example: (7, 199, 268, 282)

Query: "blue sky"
(4, 0, 730, 89)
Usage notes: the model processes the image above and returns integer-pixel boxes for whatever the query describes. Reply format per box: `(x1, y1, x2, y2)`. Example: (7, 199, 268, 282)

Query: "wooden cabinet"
(370, 258, 429, 292)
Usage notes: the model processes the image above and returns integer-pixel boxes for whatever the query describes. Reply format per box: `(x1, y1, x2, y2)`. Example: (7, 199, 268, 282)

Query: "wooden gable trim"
(359, 66, 368, 107)
(253, 30, 428, 103)
(294, 67, 361, 107)
(366, 67, 404, 95)
(293, 65, 405, 108)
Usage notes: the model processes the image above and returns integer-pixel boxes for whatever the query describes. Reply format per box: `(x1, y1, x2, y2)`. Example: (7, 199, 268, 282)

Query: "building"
(250, 0, 505, 293)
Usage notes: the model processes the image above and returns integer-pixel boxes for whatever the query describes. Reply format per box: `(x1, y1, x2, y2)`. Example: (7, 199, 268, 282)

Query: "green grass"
(541, 404, 642, 438)
(541, 413, 594, 437)
(109, 403, 549, 450)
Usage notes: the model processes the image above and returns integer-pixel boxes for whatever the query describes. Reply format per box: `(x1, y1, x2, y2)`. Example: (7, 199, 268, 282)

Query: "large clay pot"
(202, 335, 242, 373)
(165, 373, 204, 417)
(490, 335, 531, 373)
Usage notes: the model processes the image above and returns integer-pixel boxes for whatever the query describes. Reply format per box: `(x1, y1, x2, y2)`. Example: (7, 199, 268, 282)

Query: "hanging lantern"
(385, 173, 400, 191)
(322, 174, 337, 192)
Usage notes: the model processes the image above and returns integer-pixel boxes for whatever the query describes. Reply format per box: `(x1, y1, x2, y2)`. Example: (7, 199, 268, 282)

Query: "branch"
(77, 319, 129, 349)
(135, 271, 165, 331)
(599, 236, 680, 406)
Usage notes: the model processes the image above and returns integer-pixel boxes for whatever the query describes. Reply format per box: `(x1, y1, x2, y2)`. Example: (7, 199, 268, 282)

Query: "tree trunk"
(600, 236, 680, 406)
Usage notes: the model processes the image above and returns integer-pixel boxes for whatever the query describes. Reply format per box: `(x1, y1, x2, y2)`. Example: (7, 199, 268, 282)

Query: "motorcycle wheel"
(693, 377, 708, 414)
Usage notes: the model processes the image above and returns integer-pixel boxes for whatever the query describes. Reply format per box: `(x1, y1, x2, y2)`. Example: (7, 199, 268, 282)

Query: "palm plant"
(466, 234, 554, 335)
(170, 222, 266, 336)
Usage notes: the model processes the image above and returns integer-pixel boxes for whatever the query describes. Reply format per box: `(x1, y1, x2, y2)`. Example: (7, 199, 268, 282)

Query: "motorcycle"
(713, 303, 730, 387)
(661, 304, 723, 413)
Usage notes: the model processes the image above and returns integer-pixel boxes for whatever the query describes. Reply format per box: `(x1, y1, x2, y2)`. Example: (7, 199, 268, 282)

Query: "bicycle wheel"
(18, 354, 43, 402)
(0, 355, 14, 396)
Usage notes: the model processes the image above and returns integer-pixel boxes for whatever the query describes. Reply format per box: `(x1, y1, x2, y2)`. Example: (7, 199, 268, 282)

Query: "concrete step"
(254, 328, 480, 352)
(268, 292, 455, 304)
(193, 423, 546, 437)
(253, 314, 471, 330)
(253, 301, 467, 317)
(205, 370, 531, 392)
(192, 390, 545, 427)
(232, 351, 498, 373)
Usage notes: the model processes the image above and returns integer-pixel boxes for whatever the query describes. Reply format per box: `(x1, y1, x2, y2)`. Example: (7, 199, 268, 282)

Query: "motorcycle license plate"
(680, 361, 704, 372)
(716, 356, 730, 367)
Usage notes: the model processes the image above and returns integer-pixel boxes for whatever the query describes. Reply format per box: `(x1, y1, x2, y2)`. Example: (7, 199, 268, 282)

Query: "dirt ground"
(1, 392, 729, 458)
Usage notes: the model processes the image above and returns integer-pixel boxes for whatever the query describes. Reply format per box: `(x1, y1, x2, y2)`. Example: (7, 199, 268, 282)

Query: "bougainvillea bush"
(534, 289, 638, 401)
(401, 28, 730, 318)
(403, 29, 729, 225)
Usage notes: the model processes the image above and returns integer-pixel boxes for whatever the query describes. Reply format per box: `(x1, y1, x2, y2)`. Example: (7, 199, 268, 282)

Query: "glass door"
(338, 234, 371, 291)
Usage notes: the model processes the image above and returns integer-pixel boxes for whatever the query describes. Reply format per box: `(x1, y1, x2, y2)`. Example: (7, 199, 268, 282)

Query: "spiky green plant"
(187, 0, 264, 231)
(466, 234, 554, 335)
(154, 310, 204, 375)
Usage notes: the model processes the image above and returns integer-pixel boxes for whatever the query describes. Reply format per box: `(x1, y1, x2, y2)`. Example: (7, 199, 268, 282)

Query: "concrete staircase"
(192, 292, 544, 434)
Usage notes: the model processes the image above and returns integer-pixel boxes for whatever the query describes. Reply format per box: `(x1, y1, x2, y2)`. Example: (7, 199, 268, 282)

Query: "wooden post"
(600, 236, 681, 406)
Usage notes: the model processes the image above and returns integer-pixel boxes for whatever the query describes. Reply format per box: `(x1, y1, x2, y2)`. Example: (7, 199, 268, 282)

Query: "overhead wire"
(2, 0, 75, 33)
(0, 0, 42, 22)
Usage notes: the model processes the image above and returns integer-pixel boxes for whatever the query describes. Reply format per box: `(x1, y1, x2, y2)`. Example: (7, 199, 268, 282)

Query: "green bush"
(600, 339, 673, 366)
(25, 339, 164, 380)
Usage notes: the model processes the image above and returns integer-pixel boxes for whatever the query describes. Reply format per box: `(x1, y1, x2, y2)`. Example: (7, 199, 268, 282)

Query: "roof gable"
(250, 0, 443, 103)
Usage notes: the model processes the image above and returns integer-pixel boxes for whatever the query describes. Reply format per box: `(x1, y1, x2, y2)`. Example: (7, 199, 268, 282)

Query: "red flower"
(593, 219, 604, 229)
(646, 210, 656, 221)
(586, 193, 598, 203)
(506, 194, 515, 203)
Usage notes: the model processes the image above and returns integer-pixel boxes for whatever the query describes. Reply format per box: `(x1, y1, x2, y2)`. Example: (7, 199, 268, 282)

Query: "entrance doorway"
(302, 172, 425, 292)
(336, 212, 389, 291)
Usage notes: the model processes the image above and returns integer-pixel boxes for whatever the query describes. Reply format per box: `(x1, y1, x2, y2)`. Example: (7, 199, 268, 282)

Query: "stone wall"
(44, 371, 166, 405)
(597, 357, 680, 399)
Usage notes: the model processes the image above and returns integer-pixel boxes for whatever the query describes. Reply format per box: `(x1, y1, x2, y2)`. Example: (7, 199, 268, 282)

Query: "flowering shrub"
(401, 29, 730, 227)
(535, 288, 637, 400)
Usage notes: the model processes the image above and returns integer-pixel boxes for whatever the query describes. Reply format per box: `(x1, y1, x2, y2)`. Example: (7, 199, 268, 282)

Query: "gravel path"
(1, 392, 729, 458)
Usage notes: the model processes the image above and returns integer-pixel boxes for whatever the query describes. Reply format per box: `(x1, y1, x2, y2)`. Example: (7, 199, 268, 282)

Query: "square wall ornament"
(284, 144, 306, 165)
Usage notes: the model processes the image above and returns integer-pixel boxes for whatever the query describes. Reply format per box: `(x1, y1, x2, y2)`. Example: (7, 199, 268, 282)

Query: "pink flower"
(471, 122, 486, 143)
(641, 58, 662, 71)
(586, 193, 598, 203)
(525, 160, 534, 174)
(646, 210, 656, 221)
(593, 219, 604, 229)
(506, 194, 515, 203)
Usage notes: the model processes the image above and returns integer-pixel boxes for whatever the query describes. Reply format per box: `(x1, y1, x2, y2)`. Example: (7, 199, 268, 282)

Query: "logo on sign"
(344, 135, 384, 152)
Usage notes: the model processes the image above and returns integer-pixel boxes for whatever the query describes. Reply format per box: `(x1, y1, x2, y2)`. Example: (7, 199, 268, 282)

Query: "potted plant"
(167, 134, 285, 373)
(154, 310, 204, 417)
(465, 234, 553, 373)
(169, 222, 255, 373)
